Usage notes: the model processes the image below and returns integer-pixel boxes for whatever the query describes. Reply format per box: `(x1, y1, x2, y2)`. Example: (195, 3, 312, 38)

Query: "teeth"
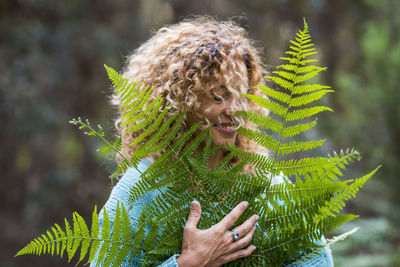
(213, 122, 239, 129)
(215, 124, 233, 129)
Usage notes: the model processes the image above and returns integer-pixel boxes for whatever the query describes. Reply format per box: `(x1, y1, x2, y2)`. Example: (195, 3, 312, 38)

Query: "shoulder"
(101, 158, 157, 221)
(111, 158, 153, 197)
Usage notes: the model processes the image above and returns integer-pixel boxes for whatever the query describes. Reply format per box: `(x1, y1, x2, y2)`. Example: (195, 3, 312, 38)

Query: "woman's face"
(187, 85, 244, 149)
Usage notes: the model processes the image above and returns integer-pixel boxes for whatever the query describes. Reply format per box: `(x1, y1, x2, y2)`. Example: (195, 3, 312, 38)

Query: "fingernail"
(254, 215, 259, 220)
(243, 201, 249, 207)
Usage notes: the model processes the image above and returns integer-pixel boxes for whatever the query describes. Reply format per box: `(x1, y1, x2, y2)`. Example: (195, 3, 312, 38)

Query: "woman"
(94, 16, 334, 266)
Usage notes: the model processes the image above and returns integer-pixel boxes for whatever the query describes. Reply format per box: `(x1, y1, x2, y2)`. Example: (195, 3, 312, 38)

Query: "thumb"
(186, 201, 202, 229)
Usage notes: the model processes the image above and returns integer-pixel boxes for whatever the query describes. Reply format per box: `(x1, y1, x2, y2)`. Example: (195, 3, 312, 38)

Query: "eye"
(212, 85, 232, 103)
(213, 95, 223, 103)
(220, 85, 233, 99)
(223, 90, 232, 100)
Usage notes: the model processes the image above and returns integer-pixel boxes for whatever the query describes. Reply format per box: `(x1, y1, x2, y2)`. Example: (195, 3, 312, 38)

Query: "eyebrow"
(219, 85, 231, 95)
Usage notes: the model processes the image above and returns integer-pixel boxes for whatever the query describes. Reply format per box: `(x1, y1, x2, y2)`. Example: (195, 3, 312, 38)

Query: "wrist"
(176, 253, 203, 267)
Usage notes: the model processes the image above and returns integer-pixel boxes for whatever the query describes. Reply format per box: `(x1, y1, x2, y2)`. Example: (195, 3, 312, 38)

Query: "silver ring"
(231, 230, 240, 241)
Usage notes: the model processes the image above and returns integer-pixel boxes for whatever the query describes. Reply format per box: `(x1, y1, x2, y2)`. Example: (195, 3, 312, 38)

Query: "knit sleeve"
(90, 159, 180, 266)
(291, 245, 334, 267)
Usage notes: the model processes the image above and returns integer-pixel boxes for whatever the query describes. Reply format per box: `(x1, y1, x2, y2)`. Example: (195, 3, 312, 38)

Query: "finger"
(232, 214, 259, 238)
(230, 226, 256, 251)
(185, 201, 202, 230)
(217, 201, 248, 230)
(221, 245, 256, 264)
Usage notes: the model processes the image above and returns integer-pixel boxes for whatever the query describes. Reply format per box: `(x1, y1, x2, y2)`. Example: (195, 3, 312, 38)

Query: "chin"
(212, 137, 237, 148)
(211, 127, 237, 149)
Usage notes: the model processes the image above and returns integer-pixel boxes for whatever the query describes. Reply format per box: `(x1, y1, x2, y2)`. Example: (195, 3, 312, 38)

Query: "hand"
(176, 201, 259, 267)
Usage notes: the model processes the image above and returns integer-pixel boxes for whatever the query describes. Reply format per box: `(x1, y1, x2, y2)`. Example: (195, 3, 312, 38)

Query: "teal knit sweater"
(91, 158, 334, 266)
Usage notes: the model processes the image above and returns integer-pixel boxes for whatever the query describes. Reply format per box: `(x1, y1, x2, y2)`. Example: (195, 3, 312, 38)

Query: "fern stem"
(259, 214, 348, 256)
(77, 120, 142, 184)
(21, 236, 134, 255)
(261, 25, 309, 249)
(248, 254, 269, 260)
(263, 198, 325, 223)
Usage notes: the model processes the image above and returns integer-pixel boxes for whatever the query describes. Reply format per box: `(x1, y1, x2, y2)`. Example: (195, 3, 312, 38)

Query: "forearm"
(157, 254, 180, 267)
(290, 245, 334, 267)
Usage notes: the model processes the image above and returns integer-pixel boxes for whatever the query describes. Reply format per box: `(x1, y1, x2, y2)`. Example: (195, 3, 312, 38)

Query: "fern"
(16, 19, 380, 266)
(15, 206, 129, 264)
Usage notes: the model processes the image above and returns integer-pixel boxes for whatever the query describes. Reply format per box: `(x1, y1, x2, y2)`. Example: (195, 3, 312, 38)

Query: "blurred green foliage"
(1, 0, 399, 266)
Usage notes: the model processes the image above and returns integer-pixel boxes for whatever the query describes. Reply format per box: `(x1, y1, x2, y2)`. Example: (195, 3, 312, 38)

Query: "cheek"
(186, 107, 206, 125)
(203, 106, 216, 117)
(185, 114, 196, 128)
(202, 108, 219, 124)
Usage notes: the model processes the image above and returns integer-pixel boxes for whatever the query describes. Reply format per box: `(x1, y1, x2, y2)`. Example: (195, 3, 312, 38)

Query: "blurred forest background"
(1, 0, 399, 266)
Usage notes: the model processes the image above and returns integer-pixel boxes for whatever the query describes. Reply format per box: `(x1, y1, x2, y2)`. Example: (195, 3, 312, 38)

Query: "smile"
(213, 123, 236, 134)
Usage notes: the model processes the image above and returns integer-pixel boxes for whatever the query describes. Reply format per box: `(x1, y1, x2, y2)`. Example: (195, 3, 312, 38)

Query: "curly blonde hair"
(112, 16, 268, 164)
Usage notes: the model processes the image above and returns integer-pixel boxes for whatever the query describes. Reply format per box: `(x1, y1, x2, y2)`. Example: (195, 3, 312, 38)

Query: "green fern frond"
(129, 102, 167, 144)
(190, 158, 267, 197)
(257, 85, 292, 104)
(292, 84, 331, 95)
(243, 94, 288, 117)
(94, 207, 111, 264)
(259, 214, 357, 262)
(226, 143, 275, 170)
(265, 178, 346, 205)
(104, 65, 142, 108)
(97, 136, 122, 154)
(264, 75, 294, 90)
(292, 69, 325, 84)
(132, 112, 181, 158)
(120, 85, 152, 123)
(18, 19, 380, 267)
(316, 166, 381, 219)
(271, 71, 297, 83)
(124, 95, 162, 132)
(235, 127, 279, 151)
(120, 92, 159, 127)
(136, 121, 202, 183)
(235, 111, 283, 133)
(108, 69, 144, 113)
(290, 89, 334, 107)
(16, 206, 120, 264)
(273, 157, 333, 177)
(146, 164, 192, 195)
(129, 207, 148, 260)
(306, 149, 361, 182)
(110, 158, 136, 179)
(286, 106, 333, 122)
(281, 120, 318, 138)
(276, 139, 326, 156)
(277, 64, 324, 74)
(235, 127, 324, 155)
(128, 123, 207, 202)
(279, 57, 318, 66)
(259, 196, 329, 228)
(273, 150, 358, 177)
(70, 118, 137, 178)
(87, 206, 100, 263)
(75, 212, 90, 265)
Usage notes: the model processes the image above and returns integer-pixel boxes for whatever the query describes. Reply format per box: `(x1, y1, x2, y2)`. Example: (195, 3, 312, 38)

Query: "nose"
(223, 98, 238, 116)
